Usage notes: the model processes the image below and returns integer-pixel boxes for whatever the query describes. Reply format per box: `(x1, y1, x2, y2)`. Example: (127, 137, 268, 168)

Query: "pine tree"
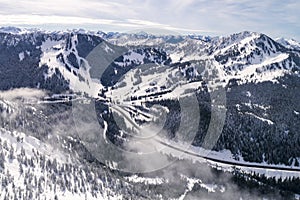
(9, 145, 15, 160)
(19, 163, 23, 174)
(0, 151, 5, 170)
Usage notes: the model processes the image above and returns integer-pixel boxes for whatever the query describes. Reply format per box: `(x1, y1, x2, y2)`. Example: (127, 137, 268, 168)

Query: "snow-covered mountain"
(1, 27, 300, 199)
(0, 27, 299, 94)
(276, 37, 300, 50)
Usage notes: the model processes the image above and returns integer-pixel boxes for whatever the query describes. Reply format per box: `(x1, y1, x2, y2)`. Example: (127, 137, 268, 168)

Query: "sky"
(0, 0, 299, 40)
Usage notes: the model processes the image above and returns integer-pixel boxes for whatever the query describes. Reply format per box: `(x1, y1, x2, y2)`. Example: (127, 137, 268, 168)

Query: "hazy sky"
(0, 0, 299, 39)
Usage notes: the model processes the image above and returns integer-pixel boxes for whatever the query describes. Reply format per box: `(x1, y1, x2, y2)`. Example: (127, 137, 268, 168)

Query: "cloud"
(0, 88, 46, 101)
(0, 14, 214, 34)
(0, 0, 299, 39)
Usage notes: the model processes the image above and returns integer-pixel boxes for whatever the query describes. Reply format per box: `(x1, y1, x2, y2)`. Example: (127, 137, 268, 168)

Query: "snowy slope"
(276, 38, 300, 50)
(0, 128, 123, 200)
(39, 35, 103, 97)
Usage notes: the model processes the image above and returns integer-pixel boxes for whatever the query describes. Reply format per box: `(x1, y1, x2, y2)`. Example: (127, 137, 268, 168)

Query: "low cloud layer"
(0, 88, 46, 101)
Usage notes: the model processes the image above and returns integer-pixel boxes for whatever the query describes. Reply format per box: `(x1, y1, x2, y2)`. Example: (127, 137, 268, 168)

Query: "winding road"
(110, 103, 300, 173)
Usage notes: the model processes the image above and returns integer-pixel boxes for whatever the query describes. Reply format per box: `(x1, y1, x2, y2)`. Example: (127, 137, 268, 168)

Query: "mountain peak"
(0, 26, 23, 34)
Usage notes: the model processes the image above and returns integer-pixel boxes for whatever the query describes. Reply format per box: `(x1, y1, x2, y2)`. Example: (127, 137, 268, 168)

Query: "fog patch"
(0, 88, 47, 101)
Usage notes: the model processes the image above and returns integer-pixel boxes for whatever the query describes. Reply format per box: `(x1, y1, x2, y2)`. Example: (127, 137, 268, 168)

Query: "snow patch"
(245, 112, 274, 125)
(18, 52, 25, 61)
(125, 175, 165, 185)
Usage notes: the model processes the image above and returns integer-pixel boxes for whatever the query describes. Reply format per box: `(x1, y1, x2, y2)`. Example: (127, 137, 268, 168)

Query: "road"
(111, 103, 300, 173)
